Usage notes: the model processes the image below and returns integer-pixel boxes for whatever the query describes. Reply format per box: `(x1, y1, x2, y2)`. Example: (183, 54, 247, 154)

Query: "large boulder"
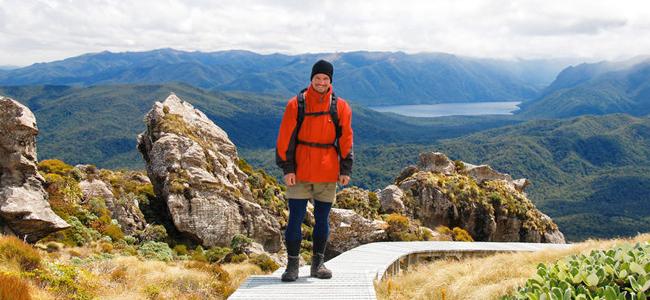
(326, 208, 387, 259)
(0, 96, 69, 242)
(379, 184, 405, 214)
(418, 152, 455, 175)
(465, 164, 513, 183)
(137, 94, 282, 252)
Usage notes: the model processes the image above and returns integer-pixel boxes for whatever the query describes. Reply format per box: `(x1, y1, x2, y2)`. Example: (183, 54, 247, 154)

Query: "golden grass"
(375, 233, 650, 300)
(0, 235, 42, 272)
(0, 272, 32, 300)
(0, 233, 270, 300)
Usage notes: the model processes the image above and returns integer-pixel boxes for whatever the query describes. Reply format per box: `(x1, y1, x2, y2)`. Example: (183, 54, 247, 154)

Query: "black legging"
(284, 198, 332, 256)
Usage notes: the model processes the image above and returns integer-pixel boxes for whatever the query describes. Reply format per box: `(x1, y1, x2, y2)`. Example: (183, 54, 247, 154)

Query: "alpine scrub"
(505, 242, 650, 300)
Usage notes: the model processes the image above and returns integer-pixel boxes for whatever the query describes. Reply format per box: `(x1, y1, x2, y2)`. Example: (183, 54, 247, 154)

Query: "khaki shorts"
(285, 181, 338, 203)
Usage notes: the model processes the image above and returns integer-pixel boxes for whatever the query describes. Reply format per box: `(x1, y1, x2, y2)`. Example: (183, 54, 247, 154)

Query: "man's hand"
(284, 173, 296, 186)
(338, 175, 350, 186)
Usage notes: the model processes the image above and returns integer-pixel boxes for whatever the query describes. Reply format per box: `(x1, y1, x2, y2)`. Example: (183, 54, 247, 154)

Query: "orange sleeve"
(275, 97, 299, 174)
(338, 99, 354, 175)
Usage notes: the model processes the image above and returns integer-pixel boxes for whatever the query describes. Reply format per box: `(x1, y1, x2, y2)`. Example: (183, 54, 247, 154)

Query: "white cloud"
(1, 0, 650, 66)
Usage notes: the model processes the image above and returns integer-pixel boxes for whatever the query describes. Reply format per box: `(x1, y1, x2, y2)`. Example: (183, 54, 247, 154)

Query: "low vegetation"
(375, 233, 650, 300)
(507, 242, 650, 299)
(0, 159, 283, 299)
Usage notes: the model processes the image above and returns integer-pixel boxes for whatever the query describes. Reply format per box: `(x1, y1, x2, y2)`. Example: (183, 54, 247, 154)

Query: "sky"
(1, 0, 650, 66)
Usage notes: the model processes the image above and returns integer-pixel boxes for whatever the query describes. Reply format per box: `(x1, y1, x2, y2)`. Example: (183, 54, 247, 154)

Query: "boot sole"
(281, 276, 298, 282)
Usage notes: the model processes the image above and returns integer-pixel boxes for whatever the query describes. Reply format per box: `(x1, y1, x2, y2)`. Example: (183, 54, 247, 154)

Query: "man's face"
(311, 73, 331, 94)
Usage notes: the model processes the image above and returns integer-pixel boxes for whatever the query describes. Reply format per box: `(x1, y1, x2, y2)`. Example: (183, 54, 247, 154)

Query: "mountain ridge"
(0, 48, 570, 105)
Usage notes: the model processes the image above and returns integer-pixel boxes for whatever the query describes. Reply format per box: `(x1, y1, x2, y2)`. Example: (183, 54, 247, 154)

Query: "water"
(369, 101, 521, 117)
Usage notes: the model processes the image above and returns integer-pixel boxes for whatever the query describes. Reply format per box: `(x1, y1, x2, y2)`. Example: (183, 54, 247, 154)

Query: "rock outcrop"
(137, 94, 282, 252)
(77, 169, 147, 234)
(327, 208, 387, 259)
(0, 96, 69, 242)
(397, 152, 565, 243)
(379, 184, 405, 214)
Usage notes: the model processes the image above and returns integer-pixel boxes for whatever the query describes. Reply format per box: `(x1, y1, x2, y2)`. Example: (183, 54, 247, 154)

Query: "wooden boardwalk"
(229, 241, 573, 300)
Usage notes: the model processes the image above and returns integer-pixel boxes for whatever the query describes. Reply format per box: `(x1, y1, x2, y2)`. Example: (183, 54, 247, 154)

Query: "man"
(275, 59, 354, 282)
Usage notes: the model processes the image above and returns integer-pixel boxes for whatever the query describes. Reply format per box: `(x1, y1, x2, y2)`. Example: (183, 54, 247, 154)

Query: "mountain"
(0, 49, 557, 105)
(517, 58, 650, 118)
(0, 84, 523, 170)
(0, 65, 20, 70)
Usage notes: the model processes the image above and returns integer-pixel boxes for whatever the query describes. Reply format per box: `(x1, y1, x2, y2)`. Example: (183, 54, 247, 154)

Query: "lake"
(369, 101, 522, 117)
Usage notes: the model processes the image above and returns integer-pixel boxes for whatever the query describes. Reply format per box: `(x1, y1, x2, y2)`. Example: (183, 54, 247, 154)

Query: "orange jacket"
(276, 84, 354, 183)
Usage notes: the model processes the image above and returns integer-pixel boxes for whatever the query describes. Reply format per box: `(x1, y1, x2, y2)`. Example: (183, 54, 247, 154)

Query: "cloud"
(1, 0, 650, 66)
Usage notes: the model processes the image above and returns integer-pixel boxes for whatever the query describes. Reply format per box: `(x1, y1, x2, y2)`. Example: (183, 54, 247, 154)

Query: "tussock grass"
(0, 235, 41, 272)
(375, 233, 650, 300)
(0, 272, 32, 300)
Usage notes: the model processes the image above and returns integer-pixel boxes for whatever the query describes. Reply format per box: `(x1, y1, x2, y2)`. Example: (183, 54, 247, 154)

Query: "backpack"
(295, 88, 342, 153)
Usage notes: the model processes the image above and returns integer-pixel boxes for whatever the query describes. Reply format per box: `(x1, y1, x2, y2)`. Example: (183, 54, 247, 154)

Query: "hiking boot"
(310, 253, 332, 279)
(281, 255, 300, 282)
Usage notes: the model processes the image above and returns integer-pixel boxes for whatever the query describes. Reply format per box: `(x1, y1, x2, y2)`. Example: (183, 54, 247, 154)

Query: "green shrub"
(334, 187, 380, 220)
(60, 216, 102, 246)
(386, 214, 409, 231)
(98, 242, 113, 253)
(138, 225, 168, 243)
(228, 253, 248, 263)
(173, 244, 188, 256)
(38, 159, 73, 175)
(250, 254, 279, 272)
(0, 235, 42, 271)
(505, 242, 650, 299)
(231, 234, 253, 254)
(45, 242, 63, 252)
(27, 262, 95, 300)
(138, 241, 173, 262)
(122, 245, 138, 256)
(452, 227, 474, 242)
(191, 246, 207, 262)
(385, 214, 422, 241)
(205, 247, 232, 263)
(123, 235, 137, 245)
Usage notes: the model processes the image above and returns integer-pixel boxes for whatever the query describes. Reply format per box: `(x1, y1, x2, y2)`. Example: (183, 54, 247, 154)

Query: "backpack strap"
(294, 90, 341, 151)
(296, 88, 307, 133)
(329, 92, 341, 139)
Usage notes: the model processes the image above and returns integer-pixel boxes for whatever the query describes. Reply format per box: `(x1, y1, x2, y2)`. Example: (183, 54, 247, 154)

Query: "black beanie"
(311, 60, 333, 81)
